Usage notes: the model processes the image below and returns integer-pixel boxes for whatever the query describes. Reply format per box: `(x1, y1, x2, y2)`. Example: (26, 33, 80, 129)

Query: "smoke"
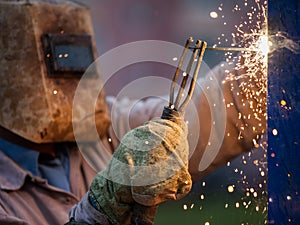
(269, 32, 300, 54)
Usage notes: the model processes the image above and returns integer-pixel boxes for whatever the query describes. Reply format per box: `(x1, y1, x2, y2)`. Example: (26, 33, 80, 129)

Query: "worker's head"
(0, 0, 110, 143)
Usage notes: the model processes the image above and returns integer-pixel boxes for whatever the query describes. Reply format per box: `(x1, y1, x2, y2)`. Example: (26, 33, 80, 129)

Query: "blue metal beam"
(268, 1, 300, 224)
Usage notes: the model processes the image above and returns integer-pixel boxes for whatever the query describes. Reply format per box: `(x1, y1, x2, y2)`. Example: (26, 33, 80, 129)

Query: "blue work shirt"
(0, 138, 70, 192)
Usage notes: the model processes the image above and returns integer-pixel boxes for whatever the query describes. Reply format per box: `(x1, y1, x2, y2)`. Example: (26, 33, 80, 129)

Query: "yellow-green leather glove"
(88, 107, 192, 225)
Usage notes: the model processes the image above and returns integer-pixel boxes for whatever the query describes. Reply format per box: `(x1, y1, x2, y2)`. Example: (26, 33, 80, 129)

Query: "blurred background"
(83, 0, 268, 224)
(85, 0, 261, 96)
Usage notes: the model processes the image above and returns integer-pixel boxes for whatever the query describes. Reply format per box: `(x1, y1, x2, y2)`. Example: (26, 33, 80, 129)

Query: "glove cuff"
(130, 203, 158, 225)
(161, 106, 184, 124)
(88, 190, 102, 214)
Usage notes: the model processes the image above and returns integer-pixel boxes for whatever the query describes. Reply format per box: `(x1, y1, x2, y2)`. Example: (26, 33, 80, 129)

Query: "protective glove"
(88, 38, 206, 225)
(88, 107, 191, 225)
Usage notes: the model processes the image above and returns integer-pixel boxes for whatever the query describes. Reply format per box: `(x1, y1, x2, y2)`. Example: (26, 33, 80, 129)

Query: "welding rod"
(189, 46, 258, 52)
(206, 47, 258, 52)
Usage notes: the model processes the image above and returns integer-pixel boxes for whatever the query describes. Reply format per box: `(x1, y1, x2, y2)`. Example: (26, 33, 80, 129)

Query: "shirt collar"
(0, 150, 30, 190)
(0, 138, 40, 176)
(0, 138, 71, 192)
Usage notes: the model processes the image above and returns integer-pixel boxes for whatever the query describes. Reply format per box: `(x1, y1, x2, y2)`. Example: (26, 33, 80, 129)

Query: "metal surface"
(268, 0, 300, 224)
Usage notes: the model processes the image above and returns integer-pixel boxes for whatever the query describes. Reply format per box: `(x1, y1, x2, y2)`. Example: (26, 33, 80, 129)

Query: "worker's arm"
(68, 107, 191, 225)
(68, 61, 266, 225)
(104, 62, 266, 182)
(188, 62, 266, 181)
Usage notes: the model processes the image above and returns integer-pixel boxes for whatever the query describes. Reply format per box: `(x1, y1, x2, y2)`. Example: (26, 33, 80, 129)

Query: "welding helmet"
(0, 0, 110, 143)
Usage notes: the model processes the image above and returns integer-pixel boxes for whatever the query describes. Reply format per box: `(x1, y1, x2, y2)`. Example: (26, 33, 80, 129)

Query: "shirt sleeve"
(188, 62, 266, 181)
(106, 95, 167, 140)
(0, 213, 31, 225)
(68, 193, 112, 225)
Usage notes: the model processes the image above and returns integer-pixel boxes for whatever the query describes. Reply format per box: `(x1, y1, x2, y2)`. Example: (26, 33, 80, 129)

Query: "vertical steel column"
(268, 1, 300, 224)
